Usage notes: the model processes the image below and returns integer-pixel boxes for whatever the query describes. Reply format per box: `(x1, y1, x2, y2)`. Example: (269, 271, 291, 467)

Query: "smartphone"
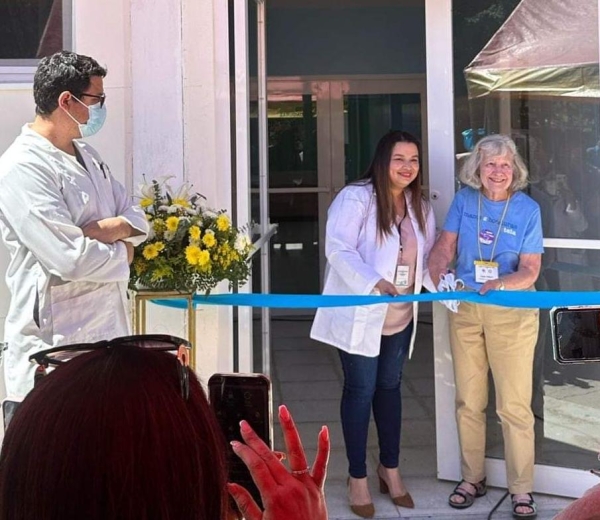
(550, 306, 600, 364)
(2, 399, 22, 431)
(208, 373, 272, 507)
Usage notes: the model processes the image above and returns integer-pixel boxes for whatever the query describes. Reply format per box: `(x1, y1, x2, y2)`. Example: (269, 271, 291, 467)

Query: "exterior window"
(453, 0, 600, 474)
(0, 0, 72, 75)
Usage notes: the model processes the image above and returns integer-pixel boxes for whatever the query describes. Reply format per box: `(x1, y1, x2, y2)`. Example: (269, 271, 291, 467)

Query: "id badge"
(395, 264, 410, 287)
(474, 260, 499, 283)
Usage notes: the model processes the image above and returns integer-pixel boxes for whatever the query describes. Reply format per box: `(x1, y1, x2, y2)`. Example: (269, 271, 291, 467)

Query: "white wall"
(73, 0, 131, 187)
(181, 0, 234, 382)
(126, 0, 235, 383)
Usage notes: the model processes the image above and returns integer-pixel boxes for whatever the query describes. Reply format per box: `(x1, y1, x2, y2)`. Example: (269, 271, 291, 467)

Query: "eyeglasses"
(29, 334, 192, 400)
(78, 92, 107, 108)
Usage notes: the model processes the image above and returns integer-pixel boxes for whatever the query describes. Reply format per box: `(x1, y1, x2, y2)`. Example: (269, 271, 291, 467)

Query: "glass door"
(330, 77, 428, 193)
(257, 79, 332, 296)
(327, 78, 428, 288)
(262, 77, 426, 296)
(429, 0, 600, 497)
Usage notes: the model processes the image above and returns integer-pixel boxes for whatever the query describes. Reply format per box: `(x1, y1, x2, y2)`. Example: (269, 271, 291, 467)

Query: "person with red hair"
(0, 340, 329, 520)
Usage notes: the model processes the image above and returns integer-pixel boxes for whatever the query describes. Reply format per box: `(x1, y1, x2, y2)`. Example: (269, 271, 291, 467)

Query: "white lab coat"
(310, 183, 436, 357)
(0, 125, 149, 398)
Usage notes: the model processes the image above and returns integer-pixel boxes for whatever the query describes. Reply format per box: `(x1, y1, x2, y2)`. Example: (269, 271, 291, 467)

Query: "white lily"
(138, 175, 175, 207)
(167, 182, 193, 208)
(234, 234, 252, 252)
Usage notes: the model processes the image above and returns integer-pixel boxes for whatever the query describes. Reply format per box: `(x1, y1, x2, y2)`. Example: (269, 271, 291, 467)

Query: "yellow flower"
(216, 214, 230, 231)
(186, 245, 211, 270)
(197, 250, 211, 268)
(189, 225, 201, 241)
(142, 243, 162, 260)
(153, 219, 166, 233)
(185, 245, 203, 265)
(218, 243, 231, 257)
(150, 265, 173, 282)
(154, 241, 165, 252)
(133, 259, 147, 275)
(202, 231, 216, 248)
(140, 197, 154, 208)
(166, 216, 180, 232)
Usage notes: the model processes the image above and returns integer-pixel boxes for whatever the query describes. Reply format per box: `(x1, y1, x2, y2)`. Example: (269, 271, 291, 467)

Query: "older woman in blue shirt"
(428, 134, 543, 519)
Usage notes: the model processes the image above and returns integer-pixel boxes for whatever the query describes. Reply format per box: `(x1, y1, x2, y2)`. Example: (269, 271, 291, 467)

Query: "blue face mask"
(65, 96, 107, 138)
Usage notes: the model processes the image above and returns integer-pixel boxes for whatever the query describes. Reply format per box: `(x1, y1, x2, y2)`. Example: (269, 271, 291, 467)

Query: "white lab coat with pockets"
(310, 183, 436, 358)
(0, 125, 149, 398)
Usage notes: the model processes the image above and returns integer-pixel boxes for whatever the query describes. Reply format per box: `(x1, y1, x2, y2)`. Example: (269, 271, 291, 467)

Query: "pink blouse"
(382, 214, 417, 336)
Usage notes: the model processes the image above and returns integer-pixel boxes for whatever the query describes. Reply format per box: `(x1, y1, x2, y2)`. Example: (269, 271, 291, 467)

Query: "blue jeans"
(338, 321, 413, 478)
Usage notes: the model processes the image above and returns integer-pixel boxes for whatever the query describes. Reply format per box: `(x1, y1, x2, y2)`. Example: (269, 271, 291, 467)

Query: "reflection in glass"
(344, 94, 422, 184)
(250, 96, 320, 295)
(263, 97, 317, 188)
(454, 0, 600, 473)
(551, 306, 600, 363)
(0, 0, 64, 59)
(268, 193, 319, 295)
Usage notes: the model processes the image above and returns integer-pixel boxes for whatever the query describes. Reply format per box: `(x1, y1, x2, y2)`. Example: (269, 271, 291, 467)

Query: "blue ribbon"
(152, 290, 600, 310)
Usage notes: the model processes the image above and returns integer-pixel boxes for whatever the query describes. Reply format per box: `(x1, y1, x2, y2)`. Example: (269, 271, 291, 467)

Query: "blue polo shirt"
(443, 187, 544, 290)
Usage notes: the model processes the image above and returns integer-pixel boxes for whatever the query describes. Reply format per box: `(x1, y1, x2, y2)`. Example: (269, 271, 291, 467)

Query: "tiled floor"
(267, 317, 575, 520)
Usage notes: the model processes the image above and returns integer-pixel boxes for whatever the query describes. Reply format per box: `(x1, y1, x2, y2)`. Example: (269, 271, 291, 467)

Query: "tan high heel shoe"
(377, 465, 415, 509)
(347, 477, 375, 518)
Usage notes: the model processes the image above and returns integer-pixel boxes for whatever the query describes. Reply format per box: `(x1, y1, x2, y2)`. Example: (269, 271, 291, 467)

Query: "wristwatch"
(498, 279, 506, 291)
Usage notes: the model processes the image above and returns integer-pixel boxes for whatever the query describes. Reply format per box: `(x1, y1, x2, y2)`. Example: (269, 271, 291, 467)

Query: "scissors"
(439, 272, 465, 292)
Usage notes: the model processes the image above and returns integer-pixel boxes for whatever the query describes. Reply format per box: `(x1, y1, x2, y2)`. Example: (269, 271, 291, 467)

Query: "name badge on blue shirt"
(474, 260, 498, 283)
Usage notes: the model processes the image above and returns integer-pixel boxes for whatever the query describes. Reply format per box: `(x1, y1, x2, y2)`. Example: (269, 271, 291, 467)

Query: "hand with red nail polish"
(228, 405, 330, 520)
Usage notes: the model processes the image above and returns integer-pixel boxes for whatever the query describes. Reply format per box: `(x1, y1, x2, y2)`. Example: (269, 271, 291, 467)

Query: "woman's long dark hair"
(358, 130, 427, 241)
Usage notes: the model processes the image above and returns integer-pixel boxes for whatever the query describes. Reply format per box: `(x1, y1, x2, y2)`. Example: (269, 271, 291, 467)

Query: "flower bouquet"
(129, 177, 253, 294)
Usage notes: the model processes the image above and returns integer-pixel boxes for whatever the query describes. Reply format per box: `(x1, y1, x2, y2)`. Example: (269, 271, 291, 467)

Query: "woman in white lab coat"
(311, 131, 436, 518)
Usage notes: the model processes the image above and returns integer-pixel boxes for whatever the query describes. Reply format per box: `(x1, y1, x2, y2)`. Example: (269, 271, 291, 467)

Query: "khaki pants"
(449, 301, 539, 494)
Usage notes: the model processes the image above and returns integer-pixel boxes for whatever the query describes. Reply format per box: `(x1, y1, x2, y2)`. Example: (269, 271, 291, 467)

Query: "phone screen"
(551, 306, 600, 364)
(208, 373, 272, 507)
(2, 400, 21, 431)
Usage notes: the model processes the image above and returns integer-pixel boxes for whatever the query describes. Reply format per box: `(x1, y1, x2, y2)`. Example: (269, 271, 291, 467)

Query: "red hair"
(0, 346, 228, 520)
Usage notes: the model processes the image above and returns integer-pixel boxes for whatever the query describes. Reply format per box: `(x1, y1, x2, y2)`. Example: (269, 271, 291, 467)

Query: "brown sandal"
(448, 478, 487, 509)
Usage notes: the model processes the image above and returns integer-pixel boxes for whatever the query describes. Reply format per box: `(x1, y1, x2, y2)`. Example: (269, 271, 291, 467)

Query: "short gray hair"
(459, 134, 529, 191)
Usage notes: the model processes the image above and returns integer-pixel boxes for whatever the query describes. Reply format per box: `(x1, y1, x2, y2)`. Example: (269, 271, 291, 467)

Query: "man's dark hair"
(33, 50, 107, 116)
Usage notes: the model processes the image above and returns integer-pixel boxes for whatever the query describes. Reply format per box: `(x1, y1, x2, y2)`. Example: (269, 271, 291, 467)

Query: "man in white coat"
(0, 51, 149, 403)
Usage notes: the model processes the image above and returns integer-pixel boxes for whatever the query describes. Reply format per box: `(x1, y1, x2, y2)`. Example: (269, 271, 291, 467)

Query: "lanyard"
(397, 207, 407, 256)
(477, 191, 511, 262)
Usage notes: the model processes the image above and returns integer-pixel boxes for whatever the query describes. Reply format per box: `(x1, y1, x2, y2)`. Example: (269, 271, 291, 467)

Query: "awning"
(464, 0, 599, 98)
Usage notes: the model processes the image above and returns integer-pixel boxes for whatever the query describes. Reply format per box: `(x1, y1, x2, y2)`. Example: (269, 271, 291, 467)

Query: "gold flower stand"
(132, 290, 196, 370)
